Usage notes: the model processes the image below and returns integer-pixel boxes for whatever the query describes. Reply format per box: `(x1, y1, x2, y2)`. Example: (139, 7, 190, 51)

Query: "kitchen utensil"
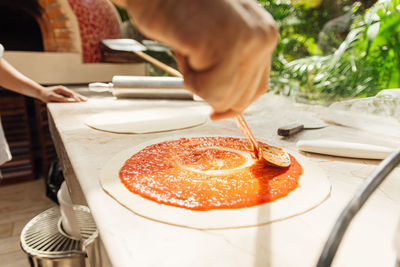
(89, 76, 194, 100)
(277, 122, 328, 136)
(297, 139, 394, 159)
(235, 114, 291, 167)
(101, 39, 182, 77)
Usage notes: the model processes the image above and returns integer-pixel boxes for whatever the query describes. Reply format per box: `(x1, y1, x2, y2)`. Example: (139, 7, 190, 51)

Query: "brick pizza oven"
(1, 0, 122, 62)
(0, 0, 145, 83)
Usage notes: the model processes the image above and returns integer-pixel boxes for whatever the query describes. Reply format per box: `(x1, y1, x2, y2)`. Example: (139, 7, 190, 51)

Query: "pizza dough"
(100, 136, 331, 229)
(85, 106, 209, 134)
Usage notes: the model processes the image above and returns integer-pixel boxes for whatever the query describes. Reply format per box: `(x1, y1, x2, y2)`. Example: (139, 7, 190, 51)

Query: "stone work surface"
(47, 90, 400, 267)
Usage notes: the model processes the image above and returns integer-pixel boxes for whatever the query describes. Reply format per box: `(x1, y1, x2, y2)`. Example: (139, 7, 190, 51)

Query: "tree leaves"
(267, 0, 400, 103)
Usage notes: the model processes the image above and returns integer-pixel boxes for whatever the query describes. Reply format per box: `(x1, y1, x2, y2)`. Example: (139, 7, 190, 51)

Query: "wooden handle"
(277, 123, 305, 136)
(234, 114, 260, 158)
(135, 51, 183, 78)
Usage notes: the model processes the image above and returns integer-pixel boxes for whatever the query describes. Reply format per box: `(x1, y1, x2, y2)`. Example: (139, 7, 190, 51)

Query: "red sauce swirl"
(119, 137, 302, 211)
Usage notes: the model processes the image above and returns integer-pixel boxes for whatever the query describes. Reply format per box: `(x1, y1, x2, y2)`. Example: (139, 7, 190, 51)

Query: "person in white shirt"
(0, 44, 87, 179)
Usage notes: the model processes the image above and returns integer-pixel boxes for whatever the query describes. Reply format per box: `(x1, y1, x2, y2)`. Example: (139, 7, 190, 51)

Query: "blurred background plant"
(261, 0, 400, 104)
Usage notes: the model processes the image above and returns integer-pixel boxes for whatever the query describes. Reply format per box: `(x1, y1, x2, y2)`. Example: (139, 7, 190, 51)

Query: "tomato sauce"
(119, 137, 303, 211)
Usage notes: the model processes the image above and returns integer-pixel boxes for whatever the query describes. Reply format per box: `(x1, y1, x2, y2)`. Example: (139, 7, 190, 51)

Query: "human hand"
(38, 86, 88, 103)
(128, 0, 278, 120)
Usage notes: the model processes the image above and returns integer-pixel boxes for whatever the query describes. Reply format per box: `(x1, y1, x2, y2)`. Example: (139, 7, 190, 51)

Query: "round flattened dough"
(85, 106, 208, 134)
(100, 136, 331, 229)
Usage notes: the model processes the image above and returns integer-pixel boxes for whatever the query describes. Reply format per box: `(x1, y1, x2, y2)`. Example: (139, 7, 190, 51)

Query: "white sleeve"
(0, 121, 11, 166)
(0, 47, 12, 165)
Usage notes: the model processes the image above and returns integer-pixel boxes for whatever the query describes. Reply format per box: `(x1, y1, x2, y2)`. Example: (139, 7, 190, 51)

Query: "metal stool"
(20, 205, 99, 267)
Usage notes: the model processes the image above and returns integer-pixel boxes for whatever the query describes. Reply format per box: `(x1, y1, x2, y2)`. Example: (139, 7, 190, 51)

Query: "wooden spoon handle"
(234, 114, 260, 158)
(135, 51, 183, 78)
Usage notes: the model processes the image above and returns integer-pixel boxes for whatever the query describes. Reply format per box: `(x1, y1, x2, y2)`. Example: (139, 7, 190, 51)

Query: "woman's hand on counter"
(0, 57, 87, 103)
(38, 85, 88, 103)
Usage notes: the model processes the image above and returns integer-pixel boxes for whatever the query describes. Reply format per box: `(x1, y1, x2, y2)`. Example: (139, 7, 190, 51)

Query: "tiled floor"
(0, 179, 55, 267)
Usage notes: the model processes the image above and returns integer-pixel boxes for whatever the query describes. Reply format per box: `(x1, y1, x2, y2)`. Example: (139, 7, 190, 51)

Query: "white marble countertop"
(47, 88, 400, 267)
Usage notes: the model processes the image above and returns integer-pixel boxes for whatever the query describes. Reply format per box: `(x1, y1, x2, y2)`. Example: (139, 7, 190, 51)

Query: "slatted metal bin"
(20, 205, 98, 267)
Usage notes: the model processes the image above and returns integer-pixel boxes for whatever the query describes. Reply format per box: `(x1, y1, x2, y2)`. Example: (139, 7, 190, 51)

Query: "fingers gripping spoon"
(235, 114, 291, 168)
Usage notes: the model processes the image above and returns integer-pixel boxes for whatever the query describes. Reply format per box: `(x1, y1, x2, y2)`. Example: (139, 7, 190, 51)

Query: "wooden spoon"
(235, 114, 291, 168)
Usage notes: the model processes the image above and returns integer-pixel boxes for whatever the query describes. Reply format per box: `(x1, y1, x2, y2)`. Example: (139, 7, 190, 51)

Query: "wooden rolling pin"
(89, 76, 194, 100)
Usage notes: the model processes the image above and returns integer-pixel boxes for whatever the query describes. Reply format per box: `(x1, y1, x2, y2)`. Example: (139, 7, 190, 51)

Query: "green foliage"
(259, 0, 329, 62)
(264, 0, 400, 104)
(366, 0, 400, 89)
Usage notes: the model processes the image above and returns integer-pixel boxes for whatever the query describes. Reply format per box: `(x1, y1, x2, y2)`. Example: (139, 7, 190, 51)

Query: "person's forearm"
(0, 58, 43, 99)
